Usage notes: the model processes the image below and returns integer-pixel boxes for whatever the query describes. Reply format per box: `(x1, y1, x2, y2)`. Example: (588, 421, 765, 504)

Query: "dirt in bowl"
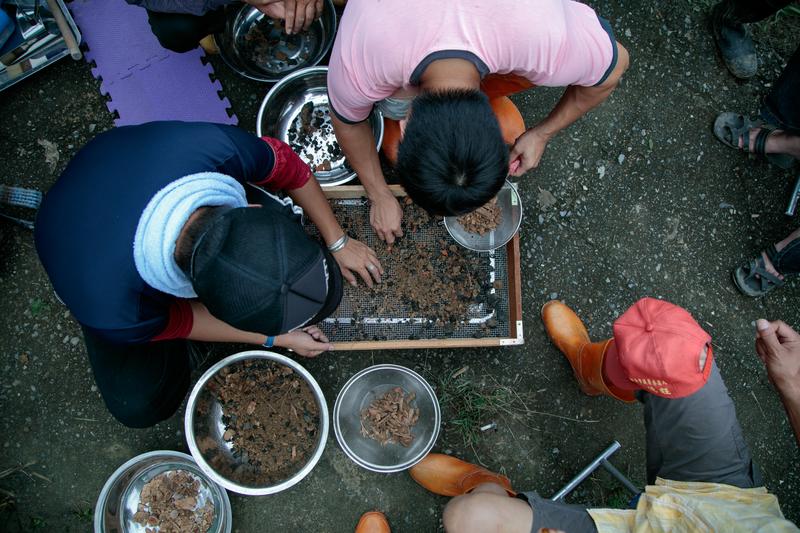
(287, 101, 343, 170)
(200, 359, 320, 486)
(243, 16, 314, 70)
(133, 469, 215, 533)
(456, 197, 502, 236)
(360, 387, 420, 447)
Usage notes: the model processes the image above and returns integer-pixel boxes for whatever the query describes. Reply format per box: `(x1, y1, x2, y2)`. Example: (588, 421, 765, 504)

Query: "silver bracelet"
(327, 234, 349, 253)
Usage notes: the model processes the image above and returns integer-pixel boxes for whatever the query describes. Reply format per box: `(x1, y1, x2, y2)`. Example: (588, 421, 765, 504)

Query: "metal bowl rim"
(93, 450, 232, 533)
(255, 65, 384, 187)
(214, 0, 337, 83)
(333, 364, 441, 473)
(184, 350, 329, 496)
(443, 179, 523, 252)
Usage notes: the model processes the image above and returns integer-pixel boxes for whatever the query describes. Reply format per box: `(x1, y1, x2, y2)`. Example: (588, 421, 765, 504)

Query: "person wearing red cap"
(405, 298, 798, 533)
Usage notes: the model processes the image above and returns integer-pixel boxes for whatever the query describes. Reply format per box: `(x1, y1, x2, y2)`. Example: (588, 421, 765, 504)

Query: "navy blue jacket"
(35, 121, 274, 344)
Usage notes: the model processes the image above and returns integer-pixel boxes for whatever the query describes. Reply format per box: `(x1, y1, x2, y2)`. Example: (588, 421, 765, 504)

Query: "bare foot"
(759, 251, 783, 281)
(738, 128, 800, 159)
(759, 227, 800, 281)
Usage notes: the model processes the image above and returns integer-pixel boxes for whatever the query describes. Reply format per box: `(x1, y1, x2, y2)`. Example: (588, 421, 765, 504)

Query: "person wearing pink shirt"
(328, 0, 629, 244)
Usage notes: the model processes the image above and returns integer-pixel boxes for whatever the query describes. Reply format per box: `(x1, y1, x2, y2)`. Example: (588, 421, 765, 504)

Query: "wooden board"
(322, 185, 524, 350)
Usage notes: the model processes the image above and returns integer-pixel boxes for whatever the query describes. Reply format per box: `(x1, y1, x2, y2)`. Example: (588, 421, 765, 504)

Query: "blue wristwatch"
(263, 336, 275, 348)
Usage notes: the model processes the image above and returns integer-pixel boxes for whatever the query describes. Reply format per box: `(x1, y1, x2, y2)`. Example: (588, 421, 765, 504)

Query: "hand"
(509, 126, 551, 176)
(755, 319, 800, 399)
(369, 192, 404, 246)
(245, 0, 323, 34)
(275, 326, 333, 357)
(331, 236, 383, 288)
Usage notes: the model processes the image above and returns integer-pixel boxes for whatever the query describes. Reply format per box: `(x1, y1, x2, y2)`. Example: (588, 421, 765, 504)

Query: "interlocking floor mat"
(69, 0, 236, 126)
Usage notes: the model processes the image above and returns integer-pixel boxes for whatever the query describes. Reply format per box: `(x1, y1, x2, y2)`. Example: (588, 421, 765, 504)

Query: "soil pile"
(457, 197, 502, 235)
(335, 198, 487, 326)
(360, 387, 420, 447)
(132, 470, 215, 533)
(201, 360, 320, 486)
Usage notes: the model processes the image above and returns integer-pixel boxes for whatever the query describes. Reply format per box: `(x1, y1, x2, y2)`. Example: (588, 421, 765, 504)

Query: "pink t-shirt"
(328, 0, 617, 123)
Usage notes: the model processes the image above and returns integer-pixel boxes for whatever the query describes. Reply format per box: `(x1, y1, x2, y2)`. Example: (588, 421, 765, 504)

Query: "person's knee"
(148, 14, 203, 53)
(98, 365, 189, 428)
(443, 493, 503, 533)
(106, 401, 166, 428)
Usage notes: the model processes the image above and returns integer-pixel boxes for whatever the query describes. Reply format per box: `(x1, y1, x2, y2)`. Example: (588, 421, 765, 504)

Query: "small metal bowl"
(185, 350, 329, 496)
(215, 0, 336, 82)
(333, 364, 440, 473)
(257, 66, 384, 187)
(444, 180, 523, 252)
(94, 450, 232, 533)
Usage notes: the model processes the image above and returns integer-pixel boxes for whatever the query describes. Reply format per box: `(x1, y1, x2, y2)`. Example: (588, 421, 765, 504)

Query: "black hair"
(174, 206, 228, 275)
(396, 89, 508, 216)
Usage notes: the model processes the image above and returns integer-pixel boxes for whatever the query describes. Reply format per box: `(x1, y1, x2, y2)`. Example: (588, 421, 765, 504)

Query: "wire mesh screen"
(306, 197, 511, 342)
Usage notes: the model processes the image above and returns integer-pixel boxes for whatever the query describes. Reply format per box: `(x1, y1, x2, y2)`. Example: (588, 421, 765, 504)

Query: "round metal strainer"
(444, 180, 523, 252)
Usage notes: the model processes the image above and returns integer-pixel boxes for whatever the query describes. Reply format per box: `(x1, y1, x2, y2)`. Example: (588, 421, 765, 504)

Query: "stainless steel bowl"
(444, 180, 523, 252)
(185, 350, 329, 496)
(215, 0, 336, 82)
(257, 66, 384, 187)
(94, 450, 232, 533)
(333, 364, 440, 473)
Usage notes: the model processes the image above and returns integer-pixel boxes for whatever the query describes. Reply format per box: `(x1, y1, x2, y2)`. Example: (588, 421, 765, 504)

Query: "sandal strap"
(740, 121, 751, 152)
(764, 243, 781, 265)
(753, 125, 775, 156)
(742, 256, 784, 289)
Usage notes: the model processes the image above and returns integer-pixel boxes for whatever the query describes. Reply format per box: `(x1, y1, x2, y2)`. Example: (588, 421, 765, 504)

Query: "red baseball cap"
(604, 298, 713, 398)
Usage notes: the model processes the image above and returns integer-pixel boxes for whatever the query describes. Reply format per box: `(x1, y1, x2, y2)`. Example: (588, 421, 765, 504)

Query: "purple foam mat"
(69, 0, 237, 126)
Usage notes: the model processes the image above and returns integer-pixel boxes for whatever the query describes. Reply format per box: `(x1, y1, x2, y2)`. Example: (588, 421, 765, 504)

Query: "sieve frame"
(318, 185, 524, 350)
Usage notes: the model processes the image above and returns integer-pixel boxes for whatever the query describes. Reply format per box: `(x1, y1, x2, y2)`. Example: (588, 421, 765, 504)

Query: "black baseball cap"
(188, 205, 342, 336)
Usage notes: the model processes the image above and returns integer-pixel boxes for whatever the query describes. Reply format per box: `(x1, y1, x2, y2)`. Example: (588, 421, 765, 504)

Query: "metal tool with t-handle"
(551, 441, 640, 505)
(786, 175, 800, 217)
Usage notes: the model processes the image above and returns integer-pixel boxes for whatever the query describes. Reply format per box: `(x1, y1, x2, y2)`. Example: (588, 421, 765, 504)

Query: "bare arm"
(287, 177, 344, 246)
(186, 301, 333, 357)
(331, 114, 404, 245)
(287, 177, 383, 287)
(510, 42, 630, 176)
(755, 319, 800, 446)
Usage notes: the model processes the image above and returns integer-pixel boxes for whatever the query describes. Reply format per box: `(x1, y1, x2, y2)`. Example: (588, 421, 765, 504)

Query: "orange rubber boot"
(488, 96, 526, 145)
(541, 301, 636, 403)
(199, 35, 218, 55)
(355, 512, 391, 533)
(381, 118, 401, 165)
(409, 453, 515, 497)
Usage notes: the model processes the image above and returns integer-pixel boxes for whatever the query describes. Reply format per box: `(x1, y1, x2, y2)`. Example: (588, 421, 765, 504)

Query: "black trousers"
(146, 8, 228, 53)
(716, 0, 800, 133)
(83, 327, 192, 428)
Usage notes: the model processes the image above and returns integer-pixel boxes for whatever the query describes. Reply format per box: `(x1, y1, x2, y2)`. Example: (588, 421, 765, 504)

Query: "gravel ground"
(0, 1, 798, 531)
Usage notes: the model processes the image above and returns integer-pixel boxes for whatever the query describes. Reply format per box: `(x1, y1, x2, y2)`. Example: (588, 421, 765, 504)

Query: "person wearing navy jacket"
(35, 121, 382, 428)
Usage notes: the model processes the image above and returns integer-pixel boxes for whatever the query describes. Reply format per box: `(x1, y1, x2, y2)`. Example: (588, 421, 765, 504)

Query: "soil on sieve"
(200, 360, 320, 486)
(457, 197, 503, 236)
(330, 197, 500, 341)
(132, 470, 215, 533)
(360, 387, 420, 447)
